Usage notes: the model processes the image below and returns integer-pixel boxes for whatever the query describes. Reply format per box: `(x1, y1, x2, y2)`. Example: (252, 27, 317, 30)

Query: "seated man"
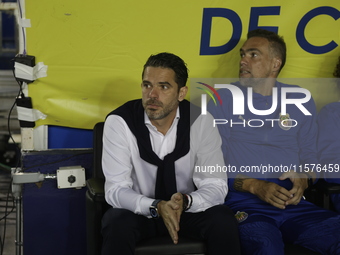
(208, 29, 340, 254)
(317, 56, 340, 213)
(101, 52, 240, 255)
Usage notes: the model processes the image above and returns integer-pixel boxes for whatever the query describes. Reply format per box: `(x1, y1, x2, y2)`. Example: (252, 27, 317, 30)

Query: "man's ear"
(178, 86, 188, 102)
(273, 58, 282, 72)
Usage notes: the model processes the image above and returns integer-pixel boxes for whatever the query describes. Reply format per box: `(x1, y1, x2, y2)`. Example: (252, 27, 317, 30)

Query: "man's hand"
(250, 179, 293, 209)
(234, 175, 293, 209)
(279, 171, 309, 205)
(157, 192, 184, 244)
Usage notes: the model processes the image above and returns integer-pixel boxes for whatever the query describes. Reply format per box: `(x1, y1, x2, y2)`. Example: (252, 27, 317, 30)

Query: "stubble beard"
(144, 98, 179, 120)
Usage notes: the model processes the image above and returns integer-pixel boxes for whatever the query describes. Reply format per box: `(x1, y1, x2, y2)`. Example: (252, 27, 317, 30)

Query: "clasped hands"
(157, 192, 184, 244)
(251, 171, 309, 209)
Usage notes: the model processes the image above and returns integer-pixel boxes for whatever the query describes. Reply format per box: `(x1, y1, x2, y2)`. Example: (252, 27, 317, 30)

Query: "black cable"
(9, 58, 24, 173)
(7, 85, 22, 151)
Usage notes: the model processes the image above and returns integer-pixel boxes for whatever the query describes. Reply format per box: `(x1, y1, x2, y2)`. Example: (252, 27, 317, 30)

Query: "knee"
(101, 208, 137, 236)
(239, 221, 284, 254)
(209, 205, 237, 221)
(205, 205, 238, 231)
(297, 215, 340, 255)
(101, 208, 142, 254)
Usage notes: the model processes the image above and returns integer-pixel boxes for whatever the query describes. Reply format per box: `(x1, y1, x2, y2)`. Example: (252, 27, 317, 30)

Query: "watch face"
(150, 207, 158, 218)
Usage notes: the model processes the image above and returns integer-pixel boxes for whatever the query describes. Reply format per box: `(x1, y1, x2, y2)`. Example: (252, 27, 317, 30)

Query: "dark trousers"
(230, 200, 340, 255)
(101, 204, 241, 255)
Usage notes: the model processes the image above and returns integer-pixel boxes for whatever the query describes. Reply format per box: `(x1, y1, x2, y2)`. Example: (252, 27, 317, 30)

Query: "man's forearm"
(234, 175, 249, 192)
(233, 174, 263, 194)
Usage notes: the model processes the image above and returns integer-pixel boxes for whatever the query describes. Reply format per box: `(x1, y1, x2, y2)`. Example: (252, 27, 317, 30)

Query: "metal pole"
(15, 196, 22, 255)
(11, 171, 55, 255)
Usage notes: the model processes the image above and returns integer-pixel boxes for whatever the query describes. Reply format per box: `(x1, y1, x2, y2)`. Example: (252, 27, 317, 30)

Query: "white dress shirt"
(102, 107, 228, 216)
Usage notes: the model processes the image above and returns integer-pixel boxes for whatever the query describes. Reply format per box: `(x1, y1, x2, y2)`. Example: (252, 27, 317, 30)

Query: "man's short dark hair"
(142, 52, 188, 89)
(247, 29, 287, 72)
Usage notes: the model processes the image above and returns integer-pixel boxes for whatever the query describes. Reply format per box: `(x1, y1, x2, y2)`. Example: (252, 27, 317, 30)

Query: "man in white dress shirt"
(101, 52, 240, 255)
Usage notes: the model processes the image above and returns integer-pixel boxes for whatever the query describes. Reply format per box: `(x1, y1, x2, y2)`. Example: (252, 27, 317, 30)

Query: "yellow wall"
(25, 0, 340, 129)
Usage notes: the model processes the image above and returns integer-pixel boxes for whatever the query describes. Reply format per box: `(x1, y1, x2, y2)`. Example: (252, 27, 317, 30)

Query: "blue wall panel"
(48, 126, 93, 149)
(22, 149, 93, 255)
